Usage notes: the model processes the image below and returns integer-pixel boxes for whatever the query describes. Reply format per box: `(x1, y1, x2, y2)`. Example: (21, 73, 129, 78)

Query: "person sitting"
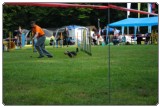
(93, 33, 97, 45)
(97, 35, 104, 45)
(113, 28, 120, 45)
(49, 38, 54, 46)
(91, 28, 98, 45)
(145, 33, 151, 44)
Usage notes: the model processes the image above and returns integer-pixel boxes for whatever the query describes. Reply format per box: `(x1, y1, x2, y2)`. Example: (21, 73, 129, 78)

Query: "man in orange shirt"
(31, 21, 53, 58)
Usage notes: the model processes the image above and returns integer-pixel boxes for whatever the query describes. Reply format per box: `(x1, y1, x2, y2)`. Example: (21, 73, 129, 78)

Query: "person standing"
(60, 32, 63, 48)
(18, 26, 22, 48)
(31, 21, 53, 58)
(64, 27, 69, 47)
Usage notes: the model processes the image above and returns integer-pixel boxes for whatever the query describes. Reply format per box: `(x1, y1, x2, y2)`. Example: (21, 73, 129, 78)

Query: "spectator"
(49, 38, 54, 46)
(60, 32, 63, 47)
(50, 36, 56, 46)
(113, 28, 120, 45)
(113, 28, 119, 37)
(55, 34, 60, 48)
(18, 26, 22, 48)
(92, 28, 97, 45)
(145, 33, 151, 44)
(97, 35, 104, 45)
(64, 27, 69, 47)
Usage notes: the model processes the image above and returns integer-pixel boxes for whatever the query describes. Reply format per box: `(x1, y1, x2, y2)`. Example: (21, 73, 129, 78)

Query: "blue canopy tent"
(108, 16, 158, 27)
(102, 27, 114, 32)
(107, 16, 158, 43)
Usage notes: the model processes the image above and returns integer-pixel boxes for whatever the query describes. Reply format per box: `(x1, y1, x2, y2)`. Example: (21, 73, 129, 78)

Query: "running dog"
(64, 48, 78, 58)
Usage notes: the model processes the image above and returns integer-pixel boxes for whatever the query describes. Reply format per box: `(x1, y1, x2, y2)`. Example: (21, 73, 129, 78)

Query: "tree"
(3, 3, 158, 38)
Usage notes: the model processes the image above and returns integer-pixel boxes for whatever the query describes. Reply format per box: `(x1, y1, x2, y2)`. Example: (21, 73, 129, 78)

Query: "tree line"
(3, 3, 158, 38)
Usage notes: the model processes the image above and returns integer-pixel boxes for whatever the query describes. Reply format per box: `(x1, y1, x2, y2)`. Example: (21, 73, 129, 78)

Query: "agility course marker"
(80, 28, 92, 56)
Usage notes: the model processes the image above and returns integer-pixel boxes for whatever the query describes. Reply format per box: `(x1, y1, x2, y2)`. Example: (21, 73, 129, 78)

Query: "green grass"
(3, 45, 158, 105)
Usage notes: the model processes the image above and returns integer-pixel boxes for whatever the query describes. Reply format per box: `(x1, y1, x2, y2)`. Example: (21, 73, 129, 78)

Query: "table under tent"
(107, 16, 158, 44)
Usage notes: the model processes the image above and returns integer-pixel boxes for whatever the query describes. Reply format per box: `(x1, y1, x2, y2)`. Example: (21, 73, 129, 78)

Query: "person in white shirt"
(114, 28, 119, 37)
(113, 28, 120, 45)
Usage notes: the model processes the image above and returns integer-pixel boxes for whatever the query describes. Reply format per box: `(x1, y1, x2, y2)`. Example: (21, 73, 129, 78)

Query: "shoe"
(37, 56, 44, 58)
(48, 55, 53, 58)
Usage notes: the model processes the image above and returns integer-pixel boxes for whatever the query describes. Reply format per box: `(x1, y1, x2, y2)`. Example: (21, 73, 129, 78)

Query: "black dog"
(64, 48, 78, 58)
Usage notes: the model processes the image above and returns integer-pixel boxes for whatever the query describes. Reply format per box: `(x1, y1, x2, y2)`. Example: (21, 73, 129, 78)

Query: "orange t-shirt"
(32, 25, 45, 37)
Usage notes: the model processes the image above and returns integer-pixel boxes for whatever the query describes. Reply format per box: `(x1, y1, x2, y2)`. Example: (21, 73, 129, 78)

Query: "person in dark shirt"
(64, 27, 69, 47)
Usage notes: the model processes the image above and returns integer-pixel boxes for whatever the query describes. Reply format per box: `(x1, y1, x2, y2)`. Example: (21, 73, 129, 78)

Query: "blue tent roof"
(102, 28, 120, 33)
(102, 28, 114, 32)
(108, 16, 158, 27)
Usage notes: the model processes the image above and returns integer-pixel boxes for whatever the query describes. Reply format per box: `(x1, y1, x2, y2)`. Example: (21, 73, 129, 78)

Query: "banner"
(127, 3, 131, 17)
(138, 3, 141, 18)
(148, 3, 152, 13)
(152, 3, 156, 13)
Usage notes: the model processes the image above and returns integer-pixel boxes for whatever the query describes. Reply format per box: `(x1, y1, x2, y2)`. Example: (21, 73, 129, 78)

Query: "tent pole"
(122, 26, 125, 36)
(127, 27, 129, 35)
(127, 15, 129, 35)
(134, 26, 137, 44)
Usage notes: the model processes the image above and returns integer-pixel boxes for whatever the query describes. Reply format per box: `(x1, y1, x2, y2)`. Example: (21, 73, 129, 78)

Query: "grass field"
(3, 45, 158, 105)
